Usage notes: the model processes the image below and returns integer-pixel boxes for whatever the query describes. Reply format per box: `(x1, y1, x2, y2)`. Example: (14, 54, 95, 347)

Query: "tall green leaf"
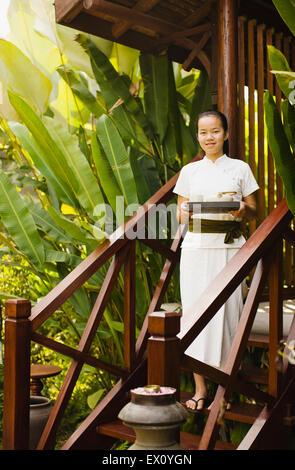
(282, 99, 295, 152)
(0, 169, 45, 270)
(30, 204, 73, 244)
(264, 90, 295, 215)
(76, 34, 152, 139)
(139, 53, 169, 143)
(57, 65, 106, 118)
(91, 133, 121, 214)
(46, 206, 99, 249)
(162, 60, 183, 165)
(111, 104, 150, 151)
(8, 92, 78, 208)
(272, 0, 295, 36)
(189, 69, 212, 144)
(9, 122, 73, 205)
(267, 45, 294, 101)
(96, 115, 138, 207)
(43, 116, 105, 217)
(0, 39, 52, 113)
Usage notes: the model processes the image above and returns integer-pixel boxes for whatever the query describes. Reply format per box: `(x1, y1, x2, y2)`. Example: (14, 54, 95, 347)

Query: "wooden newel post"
(268, 240, 283, 398)
(147, 311, 181, 399)
(3, 299, 31, 450)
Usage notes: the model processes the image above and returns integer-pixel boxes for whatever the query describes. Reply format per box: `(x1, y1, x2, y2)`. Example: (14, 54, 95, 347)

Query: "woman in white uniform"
(173, 110, 259, 411)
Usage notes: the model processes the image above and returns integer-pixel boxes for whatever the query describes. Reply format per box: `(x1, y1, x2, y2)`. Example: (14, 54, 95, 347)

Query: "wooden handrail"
(179, 198, 292, 354)
(3, 147, 293, 450)
(29, 152, 204, 331)
(29, 168, 178, 331)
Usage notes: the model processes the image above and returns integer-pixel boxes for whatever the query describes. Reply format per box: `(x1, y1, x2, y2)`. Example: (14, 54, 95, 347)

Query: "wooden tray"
(187, 201, 240, 213)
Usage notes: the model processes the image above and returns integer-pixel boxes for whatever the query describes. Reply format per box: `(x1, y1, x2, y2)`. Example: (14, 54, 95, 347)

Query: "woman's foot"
(186, 394, 208, 412)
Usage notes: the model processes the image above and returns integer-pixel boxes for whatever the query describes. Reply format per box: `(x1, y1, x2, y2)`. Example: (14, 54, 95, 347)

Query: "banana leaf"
(45, 250, 81, 267)
(76, 34, 152, 139)
(264, 90, 295, 215)
(46, 206, 99, 249)
(162, 60, 183, 165)
(282, 99, 295, 152)
(91, 133, 121, 215)
(30, 204, 73, 244)
(96, 114, 138, 207)
(0, 169, 45, 270)
(129, 147, 161, 204)
(180, 117, 198, 164)
(42, 116, 105, 218)
(8, 92, 78, 208)
(0, 39, 52, 113)
(267, 45, 294, 101)
(78, 125, 91, 164)
(139, 53, 169, 143)
(111, 104, 150, 152)
(9, 121, 74, 206)
(57, 65, 106, 118)
(189, 69, 212, 145)
(272, 0, 295, 36)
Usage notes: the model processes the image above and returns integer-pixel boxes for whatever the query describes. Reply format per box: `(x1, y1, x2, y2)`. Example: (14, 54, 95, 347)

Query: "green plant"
(264, 1, 295, 216)
(0, 0, 212, 440)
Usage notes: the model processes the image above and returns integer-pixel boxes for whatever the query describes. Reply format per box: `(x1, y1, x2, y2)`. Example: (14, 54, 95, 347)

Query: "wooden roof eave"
(54, 0, 215, 73)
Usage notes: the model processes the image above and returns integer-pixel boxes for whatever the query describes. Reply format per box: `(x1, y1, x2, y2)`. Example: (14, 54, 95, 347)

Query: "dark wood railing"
(3, 156, 295, 449)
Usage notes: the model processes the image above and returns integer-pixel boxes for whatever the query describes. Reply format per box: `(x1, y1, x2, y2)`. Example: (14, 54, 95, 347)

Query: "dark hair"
(196, 110, 229, 155)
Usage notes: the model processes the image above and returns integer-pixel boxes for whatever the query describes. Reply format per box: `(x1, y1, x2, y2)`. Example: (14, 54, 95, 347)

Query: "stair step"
(238, 366, 268, 384)
(248, 333, 287, 348)
(180, 391, 263, 424)
(97, 420, 236, 450)
(248, 333, 269, 348)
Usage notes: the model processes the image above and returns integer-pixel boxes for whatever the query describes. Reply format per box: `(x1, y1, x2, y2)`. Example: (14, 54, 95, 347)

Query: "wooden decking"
(97, 420, 237, 450)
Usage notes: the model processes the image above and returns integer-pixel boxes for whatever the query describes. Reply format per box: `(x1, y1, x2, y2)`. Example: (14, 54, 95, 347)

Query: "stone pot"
(29, 395, 52, 449)
(118, 386, 188, 450)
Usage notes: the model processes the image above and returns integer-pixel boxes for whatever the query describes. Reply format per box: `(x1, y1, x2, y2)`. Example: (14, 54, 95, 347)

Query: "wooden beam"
(54, 0, 84, 23)
(112, 0, 161, 39)
(182, 0, 215, 28)
(83, 0, 184, 36)
(182, 30, 211, 71)
(157, 22, 211, 46)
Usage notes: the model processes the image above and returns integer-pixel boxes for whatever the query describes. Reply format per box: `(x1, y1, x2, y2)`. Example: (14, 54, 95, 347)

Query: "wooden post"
(124, 240, 136, 371)
(268, 240, 283, 397)
(217, 0, 239, 157)
(3, 300, 31, 450)
(147, 311, 181, 399)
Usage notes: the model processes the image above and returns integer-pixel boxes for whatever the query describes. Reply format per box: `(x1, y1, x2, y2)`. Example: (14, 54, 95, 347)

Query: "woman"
(173, 110, 259, 411)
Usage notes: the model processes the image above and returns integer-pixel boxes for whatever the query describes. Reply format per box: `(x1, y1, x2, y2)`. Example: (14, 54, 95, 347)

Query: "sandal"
(186, 397, 209, 414)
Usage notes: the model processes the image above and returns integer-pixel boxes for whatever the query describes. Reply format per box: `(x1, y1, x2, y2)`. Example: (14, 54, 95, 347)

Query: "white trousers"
(178, 247, 244, 369)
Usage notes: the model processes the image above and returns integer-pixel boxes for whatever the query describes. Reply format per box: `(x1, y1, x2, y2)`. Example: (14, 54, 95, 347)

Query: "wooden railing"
(3, 157, 295, 449)
(2, 151, 191, 450)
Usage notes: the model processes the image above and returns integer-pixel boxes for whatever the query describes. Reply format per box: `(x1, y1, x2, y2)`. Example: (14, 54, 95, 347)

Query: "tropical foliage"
(264, 0, 295, 215)
(0, 0, 211, 424)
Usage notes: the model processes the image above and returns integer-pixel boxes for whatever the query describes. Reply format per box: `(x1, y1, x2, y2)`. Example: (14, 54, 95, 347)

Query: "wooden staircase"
(2, 165, 295, 450)
(97, 419, 237, 450)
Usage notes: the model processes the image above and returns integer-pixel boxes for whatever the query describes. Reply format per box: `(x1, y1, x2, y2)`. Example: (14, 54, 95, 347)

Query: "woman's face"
(197, 115, 228, 157)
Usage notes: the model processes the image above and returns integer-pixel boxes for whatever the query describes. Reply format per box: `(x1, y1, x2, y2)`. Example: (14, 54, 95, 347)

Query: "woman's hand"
(177, 196, 190, 224)
(228, 193, 257, 221)
(228, 201, 247, 219)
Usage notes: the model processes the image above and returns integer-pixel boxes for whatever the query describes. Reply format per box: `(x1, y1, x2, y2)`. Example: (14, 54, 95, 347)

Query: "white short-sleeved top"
(173, 154, 259, 249)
